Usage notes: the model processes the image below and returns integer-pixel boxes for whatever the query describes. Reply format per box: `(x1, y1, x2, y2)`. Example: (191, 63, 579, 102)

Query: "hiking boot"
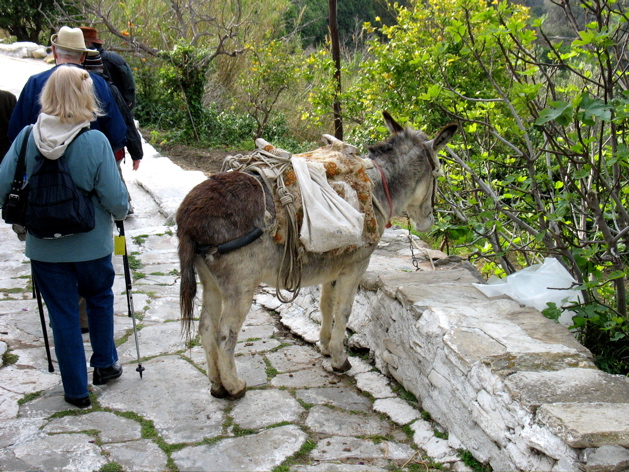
(64, 395, 91, 408)
(93, 362, 123, 385)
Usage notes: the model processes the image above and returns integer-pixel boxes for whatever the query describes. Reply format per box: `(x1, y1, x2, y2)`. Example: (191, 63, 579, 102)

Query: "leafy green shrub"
(569, 303, 629, 375)
(134, 62, 186, 130)
(193, 106, 256, 148)
(136, 64, 256, 148)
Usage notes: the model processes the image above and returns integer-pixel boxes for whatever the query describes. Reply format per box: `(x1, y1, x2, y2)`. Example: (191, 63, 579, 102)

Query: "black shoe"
(93, 363, 123, 385)
(64, 395, 91, 408)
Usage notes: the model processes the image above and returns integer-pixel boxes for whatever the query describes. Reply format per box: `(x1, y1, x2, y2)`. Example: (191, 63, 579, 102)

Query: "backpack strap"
(71, 127, 91, 143)
(65, 127, 95, 198)
(11, 126, 32, 192)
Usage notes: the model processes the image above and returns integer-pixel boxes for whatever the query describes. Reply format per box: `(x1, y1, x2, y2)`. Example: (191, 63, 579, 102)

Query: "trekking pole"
(31, 268, 54, 373)
(115, 220, 145, 378)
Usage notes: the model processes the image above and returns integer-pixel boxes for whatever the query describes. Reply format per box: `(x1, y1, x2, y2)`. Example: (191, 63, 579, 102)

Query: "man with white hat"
(8, 26, 127, 153)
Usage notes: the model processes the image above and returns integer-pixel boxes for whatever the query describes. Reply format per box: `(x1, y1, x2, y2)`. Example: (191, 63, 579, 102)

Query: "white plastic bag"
(473, 258, 583, 325)
(292, 156, 364, 253)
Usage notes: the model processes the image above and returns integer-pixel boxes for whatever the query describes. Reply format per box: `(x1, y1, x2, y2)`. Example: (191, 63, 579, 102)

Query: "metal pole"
(115, 220, 145, 378)
(31, 268, 54, 373)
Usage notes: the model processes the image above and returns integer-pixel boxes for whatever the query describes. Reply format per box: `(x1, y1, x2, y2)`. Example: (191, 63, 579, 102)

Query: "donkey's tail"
(178, 232, 198, 339)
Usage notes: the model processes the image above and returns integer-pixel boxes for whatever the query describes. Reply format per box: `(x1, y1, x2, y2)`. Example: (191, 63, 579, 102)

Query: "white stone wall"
(266, 229, 629, 472)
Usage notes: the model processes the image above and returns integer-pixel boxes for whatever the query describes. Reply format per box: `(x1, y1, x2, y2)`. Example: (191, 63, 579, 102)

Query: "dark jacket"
(8, 64, 127, 152)
(93, 44, 136, 110)
(0, 90, 16, 162)
(106, 78, 143, 161)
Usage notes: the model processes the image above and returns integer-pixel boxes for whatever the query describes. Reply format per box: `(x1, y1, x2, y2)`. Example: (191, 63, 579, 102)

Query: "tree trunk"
(328, 0, 343, 140)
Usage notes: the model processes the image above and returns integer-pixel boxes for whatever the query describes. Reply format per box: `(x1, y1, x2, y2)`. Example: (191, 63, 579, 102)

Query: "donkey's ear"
(430, 123, 459, 152)
(383, 111, 404, 134)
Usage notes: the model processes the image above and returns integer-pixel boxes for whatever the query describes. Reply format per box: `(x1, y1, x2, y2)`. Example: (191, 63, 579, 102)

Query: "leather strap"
(11, 126, 32, 192)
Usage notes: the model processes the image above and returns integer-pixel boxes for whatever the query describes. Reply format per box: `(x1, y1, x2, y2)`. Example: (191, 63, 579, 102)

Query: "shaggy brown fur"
(176, 172, 267, 247)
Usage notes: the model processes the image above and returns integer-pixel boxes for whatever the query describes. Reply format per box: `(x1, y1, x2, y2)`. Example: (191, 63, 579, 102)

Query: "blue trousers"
(31, 255, 119, 399)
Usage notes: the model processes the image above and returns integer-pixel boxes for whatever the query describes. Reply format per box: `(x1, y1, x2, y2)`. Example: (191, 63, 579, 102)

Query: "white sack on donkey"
(292, 156, 364, 253)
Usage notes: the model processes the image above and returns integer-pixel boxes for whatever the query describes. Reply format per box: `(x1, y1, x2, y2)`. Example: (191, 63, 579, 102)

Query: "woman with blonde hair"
(0, 65, 129, 408)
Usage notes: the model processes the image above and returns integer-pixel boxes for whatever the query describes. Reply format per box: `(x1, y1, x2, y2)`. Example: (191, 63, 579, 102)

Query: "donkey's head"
(375, 112, 458, 232)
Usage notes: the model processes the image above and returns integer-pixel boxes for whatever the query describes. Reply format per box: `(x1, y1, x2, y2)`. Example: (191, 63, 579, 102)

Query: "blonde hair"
(39, 66, 103, 124)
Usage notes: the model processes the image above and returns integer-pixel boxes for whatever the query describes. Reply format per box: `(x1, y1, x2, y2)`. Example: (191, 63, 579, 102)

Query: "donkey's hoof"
(211, 384, 230, 399)
(227, 380, 247, 400)
(332, 358, 352, 373)
(228, 387, 247, 400)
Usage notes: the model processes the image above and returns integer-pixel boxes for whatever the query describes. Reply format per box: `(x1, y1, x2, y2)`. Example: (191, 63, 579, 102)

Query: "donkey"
(177, 112, 458, 399)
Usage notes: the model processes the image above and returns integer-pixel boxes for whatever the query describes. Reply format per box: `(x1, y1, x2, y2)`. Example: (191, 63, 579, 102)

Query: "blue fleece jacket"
(0, 126, 129, 262)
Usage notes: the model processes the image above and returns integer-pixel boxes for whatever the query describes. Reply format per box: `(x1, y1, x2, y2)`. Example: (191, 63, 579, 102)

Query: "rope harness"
(222, 149, 304, 303)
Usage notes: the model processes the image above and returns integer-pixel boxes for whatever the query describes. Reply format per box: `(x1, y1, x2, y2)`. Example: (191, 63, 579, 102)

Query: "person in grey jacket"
(0, 66, 129, 408)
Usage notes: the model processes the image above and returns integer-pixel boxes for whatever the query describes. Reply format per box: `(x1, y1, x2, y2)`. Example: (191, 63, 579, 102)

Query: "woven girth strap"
(221, 150, 303, 303)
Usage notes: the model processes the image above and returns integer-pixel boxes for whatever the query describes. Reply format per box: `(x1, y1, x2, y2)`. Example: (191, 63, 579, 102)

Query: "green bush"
(569, 303, 629, 375)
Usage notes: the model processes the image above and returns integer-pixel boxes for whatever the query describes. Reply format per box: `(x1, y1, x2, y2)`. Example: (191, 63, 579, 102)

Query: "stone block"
(537, 403, 629, 448)
(171, 425, 306, 471)
(444, 327, 507, 369)
(487, 352, 595, 378)
(519, 424, 579, 460)
(230, 389, 304, 429)
(582, 445, 629, 472)
(305, 406, 391, 437)
(373, 397, 421, 425)
(310, 436, 414, 462)
(505, 368, 629, 408)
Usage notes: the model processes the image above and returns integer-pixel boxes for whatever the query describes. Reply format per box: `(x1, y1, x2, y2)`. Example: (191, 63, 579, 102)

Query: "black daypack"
(1, 127, 31, 227)
(26, 129, 95, 239)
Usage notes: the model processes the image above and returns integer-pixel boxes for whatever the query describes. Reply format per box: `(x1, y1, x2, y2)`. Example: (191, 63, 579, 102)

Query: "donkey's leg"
(215, 280, 257, 398)
(328, 260, 370, 372)
(214, 289, 255, 399)
(319, 282, 334, 356)
(196, 263, 228, 398)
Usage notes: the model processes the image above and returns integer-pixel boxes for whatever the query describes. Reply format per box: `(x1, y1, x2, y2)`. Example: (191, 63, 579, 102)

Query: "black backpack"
(26, 129, 96, 239)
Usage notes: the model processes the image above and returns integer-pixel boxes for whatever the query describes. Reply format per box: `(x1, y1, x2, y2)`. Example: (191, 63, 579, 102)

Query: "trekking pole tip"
(136, 364, 145, 379)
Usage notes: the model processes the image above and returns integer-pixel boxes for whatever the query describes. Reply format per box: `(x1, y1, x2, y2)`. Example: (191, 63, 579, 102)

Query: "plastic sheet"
(473, 257, 583, 325)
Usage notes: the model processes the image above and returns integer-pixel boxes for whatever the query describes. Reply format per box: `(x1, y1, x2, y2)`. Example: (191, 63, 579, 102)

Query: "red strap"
(114, 148, 125, 161)
(373, 161, 393, 228)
